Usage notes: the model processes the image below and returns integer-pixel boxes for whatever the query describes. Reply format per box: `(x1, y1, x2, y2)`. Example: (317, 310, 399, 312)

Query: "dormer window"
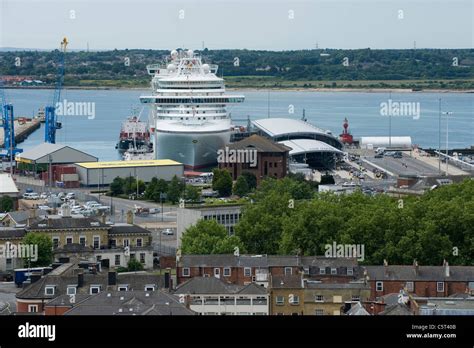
(45, 286, 56, 296)
(67, 286, 77, 295)
(145, 285, 156, 292)
(90, 285, 101, 295)
(118, 285, 129, 292)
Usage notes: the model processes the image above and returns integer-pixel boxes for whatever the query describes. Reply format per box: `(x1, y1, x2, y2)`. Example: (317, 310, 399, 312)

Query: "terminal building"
(74, 159, 184, 186)
(252, 118, 344, 169)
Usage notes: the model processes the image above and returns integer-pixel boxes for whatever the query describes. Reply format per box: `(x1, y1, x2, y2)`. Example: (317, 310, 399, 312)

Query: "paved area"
(363, 153, 440, 177)
(0, 282, 20, 314)
(412, 150, 469, 176)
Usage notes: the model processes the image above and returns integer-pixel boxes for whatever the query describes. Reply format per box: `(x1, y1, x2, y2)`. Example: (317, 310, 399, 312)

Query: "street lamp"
(442, 111, 453, 176)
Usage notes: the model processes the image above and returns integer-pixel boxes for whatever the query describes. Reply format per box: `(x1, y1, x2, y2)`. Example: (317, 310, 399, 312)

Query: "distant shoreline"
(5, 86, 474, 93)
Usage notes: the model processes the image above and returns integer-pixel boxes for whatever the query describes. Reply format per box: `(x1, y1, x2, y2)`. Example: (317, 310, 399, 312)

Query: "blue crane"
(45, 37, 68, 144)
(0, 77, 23, 160)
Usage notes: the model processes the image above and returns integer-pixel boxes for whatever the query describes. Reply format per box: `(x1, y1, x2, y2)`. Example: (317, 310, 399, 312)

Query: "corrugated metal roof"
(75, 159, 182, 169)
(279, 139, 343, 155)
(252, 118, 328, 137)
(15, 143, 67, 161)
(0, 174, 19, 194)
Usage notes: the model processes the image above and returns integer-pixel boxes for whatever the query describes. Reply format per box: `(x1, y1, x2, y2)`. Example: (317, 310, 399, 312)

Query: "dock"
(0, 117, 41, 148)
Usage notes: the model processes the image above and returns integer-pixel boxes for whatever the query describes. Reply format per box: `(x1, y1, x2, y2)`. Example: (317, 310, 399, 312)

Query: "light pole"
(438, 99, 441, 174)
(443, 111, 453, 176)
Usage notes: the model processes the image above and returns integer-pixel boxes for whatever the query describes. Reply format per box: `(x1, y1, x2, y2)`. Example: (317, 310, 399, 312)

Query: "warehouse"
(15, 143, 98, 171)
(74, 159, 184, 186)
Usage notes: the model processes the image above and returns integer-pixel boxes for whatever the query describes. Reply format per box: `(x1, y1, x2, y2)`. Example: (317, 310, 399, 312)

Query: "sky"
(0, 0, 473, 51)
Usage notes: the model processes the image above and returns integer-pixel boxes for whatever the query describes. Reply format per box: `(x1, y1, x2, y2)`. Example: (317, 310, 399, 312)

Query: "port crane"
(0, 77, 23, 169)
(44, 37, 68, 144)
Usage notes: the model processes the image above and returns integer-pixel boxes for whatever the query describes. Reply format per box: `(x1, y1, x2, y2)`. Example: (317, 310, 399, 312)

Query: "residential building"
(16, 263, 167, 314)
(364, 260, 474, 299)
(269, 274, 304, 315)
(174, 276, 269, 315)
(0, 227, 26, 272)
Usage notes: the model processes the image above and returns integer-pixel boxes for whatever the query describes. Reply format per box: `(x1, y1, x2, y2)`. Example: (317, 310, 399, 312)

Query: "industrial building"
(15, 143, 98, 170)
(252, 118, 344, 169)
(359, 136, 412, 149)
(74, 159, 184, 186)
(0, 173, 20, 210)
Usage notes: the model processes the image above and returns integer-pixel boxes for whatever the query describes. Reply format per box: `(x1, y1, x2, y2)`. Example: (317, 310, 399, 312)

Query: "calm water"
(6, 89, 474, 161)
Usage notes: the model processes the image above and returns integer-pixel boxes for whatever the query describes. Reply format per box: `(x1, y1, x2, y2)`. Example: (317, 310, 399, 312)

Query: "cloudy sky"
(1, 0, 472, 50)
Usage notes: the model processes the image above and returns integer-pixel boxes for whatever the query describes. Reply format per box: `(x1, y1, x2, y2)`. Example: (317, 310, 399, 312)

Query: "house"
(303, 280, 371, 316)
(176, 254, 360, 287)
(0, 227, 26, 272)
(16, 263, 167, 314)
(27, 217, 153, 269)
(174, 276, 269, 315)
(218, 134, 290, 185)
(415, 297, 474, 315)
(0, 211, 31, 227)
(364, 260, 474, 299)
(269, 274, 304, 315)
(59, 291, 194, 315)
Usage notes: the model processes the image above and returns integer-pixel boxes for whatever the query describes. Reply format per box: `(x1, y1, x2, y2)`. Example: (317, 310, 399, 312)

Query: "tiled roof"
(174, 276, 267, 295)
(227, 134, 291, 153)
(28, 217, 109, 230)
(364, 265, 474, 282)
(270, 274, 303, 289)
(109, 224, 151, 235)
(0, 227, 26, 239)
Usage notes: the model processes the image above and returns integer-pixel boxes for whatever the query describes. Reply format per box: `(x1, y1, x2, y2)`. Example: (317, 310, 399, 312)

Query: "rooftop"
(0, 173, 19, 194)
(15, 143, 97, 163)
(227, 134, 291, 153)
(364, 265, 474, 282)
(75, 159, 182, 169)
(252, 118, 328, 138)
(174, 276, 267, 295)
(28, 217, 109, 230)
(279, 139, 343, 155)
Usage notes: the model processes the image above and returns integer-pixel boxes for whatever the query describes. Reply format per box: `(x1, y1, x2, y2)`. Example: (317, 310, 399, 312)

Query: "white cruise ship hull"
(154, 130, 231, 169)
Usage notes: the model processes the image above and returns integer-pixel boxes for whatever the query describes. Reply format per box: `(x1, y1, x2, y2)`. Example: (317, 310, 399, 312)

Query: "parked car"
(65, 192, 76, 200)
(162, 228, 174, 235)
(23, 192, 40, 200)
(149, 208, 160, 214)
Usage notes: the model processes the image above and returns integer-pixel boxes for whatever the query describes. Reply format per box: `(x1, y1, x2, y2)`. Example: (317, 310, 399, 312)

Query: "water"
(5, 89, 473, 161)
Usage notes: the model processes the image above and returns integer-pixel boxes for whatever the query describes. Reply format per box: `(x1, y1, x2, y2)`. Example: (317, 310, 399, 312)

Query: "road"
(363, 153, 440, 177)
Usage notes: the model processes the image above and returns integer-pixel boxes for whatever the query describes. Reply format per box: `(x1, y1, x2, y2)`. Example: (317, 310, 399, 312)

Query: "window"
(290, 295, 300, 305)
(284, 267, 292, 275)
(118, 285, 129, 292)
(45, 286, 55, 296)
(244, 267, 251, 277)
(90, 286, 101, 295)
(52, 237, 59, 249)
(437, 282, 445, 292)
(406, 281, 414, 292)
(223, 267, 231, 277)
(331, 268, 337, 275)
(136, 238, 142, 247)
(79, 236, 86, 246)
(66, 236, 73, 245)
(140, 253, 146, 264)
(351, 295, 360, 302)
(93, 236, 100, 249)
(28, 305, 38, 313)
(67, 286, 77, 295)
(110, 239, 116, 248)
(115, 255, 121, 266)
(182, 268, 190, 277)
(376, 281, 383, 292)
(347, 268, 354, 276)
(145, 285, 155, 291)
(214, 268, 220, 277)
(319, 268, 326, 275)
(315, 309, 324, 316)
(276, 296, 284, 305)
(315, 295, 324, 302)
(6, 258, 12, 270)
(123, 239, 130, 247)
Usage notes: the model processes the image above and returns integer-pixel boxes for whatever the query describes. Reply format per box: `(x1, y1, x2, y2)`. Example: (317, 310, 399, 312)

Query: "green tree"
(167, 175, 184, 204)
(241, 172, 257, 190)
(144, 177, 158, 200)
(122, 176, 136, 195)
(109, 177, 125, 196)
(212, 169, 233, 197)
(0, 196, 14, 212)
(233, 175, 250, 197)
(185, 185, 201, 202)
(22, 233, 53, 267)
(153, 179, 169, 202)
(181, 219, 244, 254)
(127, 257, 144, 271)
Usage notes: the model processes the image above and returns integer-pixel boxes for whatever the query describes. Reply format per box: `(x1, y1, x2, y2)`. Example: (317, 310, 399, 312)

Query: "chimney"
(108, 270, 117, 286)
(383, 259, 388, 276)
(443, 259, 450, 277)
(101, 213, 106, 224)
(164, 272, 170, 289)
(77, 271, 84, 288)
(413, 260, 419, 276)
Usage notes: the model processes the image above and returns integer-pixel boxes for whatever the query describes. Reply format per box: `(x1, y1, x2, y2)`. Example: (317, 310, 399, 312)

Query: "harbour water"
(6, 89, 473, 161)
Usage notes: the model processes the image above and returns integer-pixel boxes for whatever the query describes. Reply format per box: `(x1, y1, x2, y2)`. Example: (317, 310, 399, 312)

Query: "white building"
(174, 276, 269, 315)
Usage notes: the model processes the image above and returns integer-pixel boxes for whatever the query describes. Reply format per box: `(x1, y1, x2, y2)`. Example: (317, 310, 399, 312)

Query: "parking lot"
(364, 153, 440, 177)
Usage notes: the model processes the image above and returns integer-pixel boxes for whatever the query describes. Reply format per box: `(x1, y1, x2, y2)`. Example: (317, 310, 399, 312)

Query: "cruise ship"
(140, 49, 245, 169)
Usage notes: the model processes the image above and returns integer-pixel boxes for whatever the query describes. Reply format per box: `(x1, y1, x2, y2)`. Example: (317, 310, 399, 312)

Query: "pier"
(0, 117, 41, 148)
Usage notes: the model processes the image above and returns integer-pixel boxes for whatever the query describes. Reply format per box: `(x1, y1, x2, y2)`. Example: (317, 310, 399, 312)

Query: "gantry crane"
(45, 37, 68, 143)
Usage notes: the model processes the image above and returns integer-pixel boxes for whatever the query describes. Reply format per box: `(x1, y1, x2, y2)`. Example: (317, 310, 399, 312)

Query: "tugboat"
(123, 145, 154, 161)
(116, 111, 152, 153)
